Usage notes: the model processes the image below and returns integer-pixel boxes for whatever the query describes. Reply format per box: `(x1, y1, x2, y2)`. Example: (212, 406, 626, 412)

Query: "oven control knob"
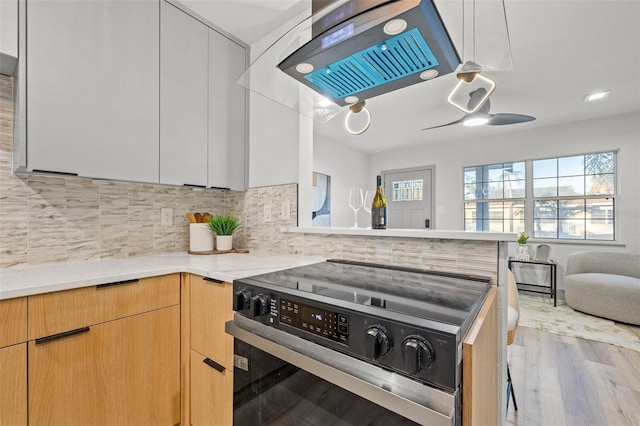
(402, 336, 434, 374)
(365, 326, 392, 360)
(233, 289, 251, 312)
(250, 294, 270, 318)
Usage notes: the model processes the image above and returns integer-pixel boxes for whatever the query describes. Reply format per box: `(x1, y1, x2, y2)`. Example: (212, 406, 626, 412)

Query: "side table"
(508, 258, 557, 307)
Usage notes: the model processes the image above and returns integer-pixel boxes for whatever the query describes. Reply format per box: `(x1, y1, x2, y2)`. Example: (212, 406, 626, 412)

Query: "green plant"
(517, 231, 529, 245)
(207, 214, 241, 236)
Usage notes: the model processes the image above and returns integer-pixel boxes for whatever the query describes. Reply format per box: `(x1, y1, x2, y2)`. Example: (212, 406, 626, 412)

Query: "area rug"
(518, 294, 640, 352)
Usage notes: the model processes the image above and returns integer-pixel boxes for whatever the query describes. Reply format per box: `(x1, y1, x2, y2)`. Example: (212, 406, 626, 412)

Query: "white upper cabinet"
(160, 1, 209, 187)
(25, 0, 160, 182)
(0, 0, 18, 76)
(208, 30, 247, 191)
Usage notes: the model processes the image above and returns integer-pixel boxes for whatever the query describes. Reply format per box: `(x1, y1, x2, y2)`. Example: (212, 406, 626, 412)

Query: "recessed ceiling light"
(296, 63, 314, 74)
(383, 19, 407, 35)
(420, 69, 439, 80)
(344, 96, 359, 104)
(584, 90, 610, 102)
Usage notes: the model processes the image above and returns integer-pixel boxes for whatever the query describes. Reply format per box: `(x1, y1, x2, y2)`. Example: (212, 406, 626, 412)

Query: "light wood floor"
(507, 326, 640, 426)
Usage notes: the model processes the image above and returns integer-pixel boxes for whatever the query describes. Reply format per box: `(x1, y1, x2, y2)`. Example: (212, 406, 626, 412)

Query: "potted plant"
(207, 214, 241, 251)
(516, 231, 529, 259)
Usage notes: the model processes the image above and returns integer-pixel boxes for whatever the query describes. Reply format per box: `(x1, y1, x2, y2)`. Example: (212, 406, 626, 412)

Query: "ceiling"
(179, 0, 640, 154)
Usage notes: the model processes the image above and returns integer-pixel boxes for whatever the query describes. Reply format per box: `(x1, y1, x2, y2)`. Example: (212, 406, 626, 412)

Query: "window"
(392, 179, 423, 201)
(533, 152, 615, 240)
(463, 162, 525, 232)
(464, 152, 616, 241)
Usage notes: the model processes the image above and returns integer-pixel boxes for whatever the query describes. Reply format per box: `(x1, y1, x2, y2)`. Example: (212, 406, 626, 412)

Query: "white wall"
(368, 112, 640, 287)
(313, 136, 371, 227)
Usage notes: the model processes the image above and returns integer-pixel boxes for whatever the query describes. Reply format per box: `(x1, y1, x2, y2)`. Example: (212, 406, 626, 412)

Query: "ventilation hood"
(277, 0, 461, 107)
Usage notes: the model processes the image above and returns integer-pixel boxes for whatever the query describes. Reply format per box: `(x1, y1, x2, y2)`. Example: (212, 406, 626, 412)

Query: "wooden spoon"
(194, 213, 202, 223)
(202, 212, 211, 223)
(186, 213, 196, 223)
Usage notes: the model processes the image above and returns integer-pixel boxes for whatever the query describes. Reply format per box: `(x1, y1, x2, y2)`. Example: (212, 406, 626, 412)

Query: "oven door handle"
(226, 314, 455, 426)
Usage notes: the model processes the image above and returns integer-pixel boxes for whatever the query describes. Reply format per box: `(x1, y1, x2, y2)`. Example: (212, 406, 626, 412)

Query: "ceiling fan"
(422, 88, 536, 130)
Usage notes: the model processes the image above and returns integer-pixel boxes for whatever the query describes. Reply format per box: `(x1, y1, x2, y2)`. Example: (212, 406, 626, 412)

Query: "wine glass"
(363, 190, 375, 229)
(348, 188, 363, 228)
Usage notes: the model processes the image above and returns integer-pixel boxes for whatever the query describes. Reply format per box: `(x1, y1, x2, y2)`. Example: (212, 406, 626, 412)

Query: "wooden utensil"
(202, 212, 211, 223)
(194, 213, 202, 223)
(186, 213, 197, 223)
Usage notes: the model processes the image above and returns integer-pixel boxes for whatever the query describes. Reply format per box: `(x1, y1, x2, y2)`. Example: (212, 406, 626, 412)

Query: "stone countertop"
(0, 252, 325, 300)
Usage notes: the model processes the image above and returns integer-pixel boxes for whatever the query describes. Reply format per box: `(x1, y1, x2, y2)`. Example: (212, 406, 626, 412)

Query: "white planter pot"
(189, 223, 214, 252)
(216, 235, 233, 251)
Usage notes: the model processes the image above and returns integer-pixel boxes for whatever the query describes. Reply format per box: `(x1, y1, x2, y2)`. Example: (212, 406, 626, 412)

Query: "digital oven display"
(279, 298, 349, 344)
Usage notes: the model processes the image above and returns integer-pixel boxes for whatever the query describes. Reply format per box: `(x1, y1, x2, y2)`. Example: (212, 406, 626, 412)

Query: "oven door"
(226, 315, 456, 426)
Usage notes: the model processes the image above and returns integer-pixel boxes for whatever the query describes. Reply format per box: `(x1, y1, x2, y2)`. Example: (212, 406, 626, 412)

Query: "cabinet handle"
(36, 327, 90, 344)
(32, 169, 79, 177)
(203, 357, 226, 373)
(96, 278, 140, 289)
(203, 277, 225, 285)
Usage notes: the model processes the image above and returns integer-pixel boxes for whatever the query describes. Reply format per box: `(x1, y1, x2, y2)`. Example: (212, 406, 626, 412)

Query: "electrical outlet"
(161, 208, 173, 226)
(263, 204, 272, 222)
(281, 201, 290, 220)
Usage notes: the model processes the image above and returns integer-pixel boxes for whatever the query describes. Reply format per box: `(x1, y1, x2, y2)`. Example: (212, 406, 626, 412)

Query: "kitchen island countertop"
(0, 252, 325, 300)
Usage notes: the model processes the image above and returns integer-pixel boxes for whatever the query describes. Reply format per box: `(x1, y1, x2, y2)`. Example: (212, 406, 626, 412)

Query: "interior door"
(384, 168, 434, 229)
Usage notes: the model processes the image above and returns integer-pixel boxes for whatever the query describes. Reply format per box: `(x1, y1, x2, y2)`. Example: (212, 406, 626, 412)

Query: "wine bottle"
(371, 175, 387, 229)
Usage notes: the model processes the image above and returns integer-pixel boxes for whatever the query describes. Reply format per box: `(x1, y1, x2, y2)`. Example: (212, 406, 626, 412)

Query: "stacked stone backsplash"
(1, 75, 497, 280)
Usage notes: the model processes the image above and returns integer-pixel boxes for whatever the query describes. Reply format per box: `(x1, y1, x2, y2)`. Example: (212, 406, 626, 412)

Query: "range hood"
(277, 0, 460, 107)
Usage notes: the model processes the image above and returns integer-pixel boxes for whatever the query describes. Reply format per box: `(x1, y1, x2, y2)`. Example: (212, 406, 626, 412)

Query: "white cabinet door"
(160, 1, 208, 187)
(208, 30, 247, 191)
(26, 0, 160, 183)
(0, 0, 18, 76)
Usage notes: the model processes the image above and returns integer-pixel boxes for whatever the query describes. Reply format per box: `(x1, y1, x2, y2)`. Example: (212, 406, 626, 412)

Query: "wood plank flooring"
(507, 326, 640, 426)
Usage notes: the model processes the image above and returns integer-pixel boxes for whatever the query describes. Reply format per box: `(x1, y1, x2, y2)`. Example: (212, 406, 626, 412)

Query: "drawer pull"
(203, 357, 226, 373)
(96, 278, 140, 289)
(36, 327, 90, 344)
(203, 277, 225, 285)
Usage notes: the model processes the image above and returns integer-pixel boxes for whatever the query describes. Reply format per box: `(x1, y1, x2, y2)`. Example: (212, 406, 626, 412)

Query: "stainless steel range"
(226, 259, 490, 425)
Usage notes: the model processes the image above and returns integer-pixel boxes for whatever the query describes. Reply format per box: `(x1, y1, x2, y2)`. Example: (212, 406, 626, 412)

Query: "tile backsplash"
(1, 75, 498, 280)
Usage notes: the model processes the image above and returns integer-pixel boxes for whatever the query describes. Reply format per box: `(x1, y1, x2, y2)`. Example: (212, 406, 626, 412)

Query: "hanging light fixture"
(447, 64, 496, 114)
(344, 100, 371, 135)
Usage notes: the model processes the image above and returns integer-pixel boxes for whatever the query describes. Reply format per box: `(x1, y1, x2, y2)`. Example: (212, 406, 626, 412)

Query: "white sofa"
(564, 251, 640, 325)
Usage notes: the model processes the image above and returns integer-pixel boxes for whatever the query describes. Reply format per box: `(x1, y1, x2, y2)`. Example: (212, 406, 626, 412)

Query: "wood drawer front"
(190, 275, 234, 370)
(190, 349, 233, 426)
(28, 273, 180, 340)
(0, 297, 27, 348)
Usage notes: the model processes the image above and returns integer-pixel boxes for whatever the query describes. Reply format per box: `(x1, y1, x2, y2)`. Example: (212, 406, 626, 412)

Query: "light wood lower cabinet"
(0, 343, 27, 426)
(28, 305, 181, 425)
(190, 349, 233, 426)
(0, 296, 28, 425)
(463, 287, 498, 425)
(190, 275, 234, 370)
(188, 275, 234, 426)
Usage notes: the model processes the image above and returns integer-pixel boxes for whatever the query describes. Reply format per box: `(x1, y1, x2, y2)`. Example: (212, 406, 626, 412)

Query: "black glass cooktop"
(240, 259, 490, 328)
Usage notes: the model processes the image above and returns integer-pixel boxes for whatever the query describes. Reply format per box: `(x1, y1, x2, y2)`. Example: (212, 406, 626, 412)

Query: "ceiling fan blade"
(421, 117, 464, 130)
(487, 113, 536, 126)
